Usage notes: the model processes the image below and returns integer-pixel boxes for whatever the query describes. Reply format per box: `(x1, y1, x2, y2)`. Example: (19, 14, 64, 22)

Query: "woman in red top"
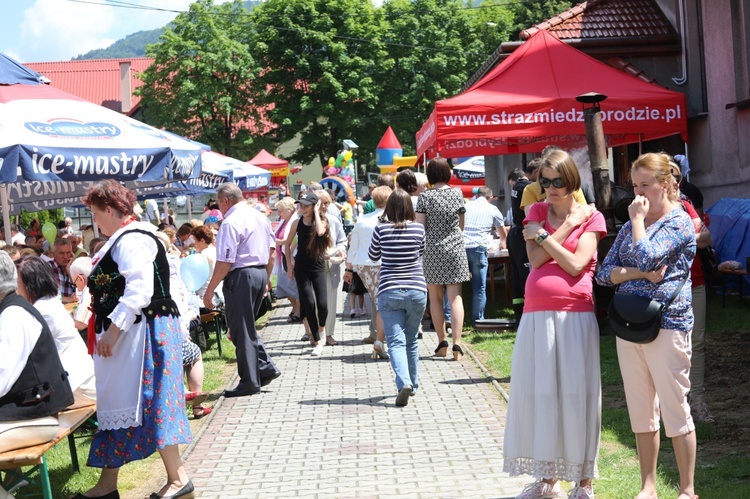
(503, 150, 606, 499)
(671, 163, 714, 424)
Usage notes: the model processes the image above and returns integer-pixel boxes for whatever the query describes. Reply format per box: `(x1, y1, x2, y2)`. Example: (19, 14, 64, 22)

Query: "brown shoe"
(361, 336, 376, 344)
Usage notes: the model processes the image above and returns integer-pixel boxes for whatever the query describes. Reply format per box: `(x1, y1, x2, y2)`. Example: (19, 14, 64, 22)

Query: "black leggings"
(295, 266, 328, 341)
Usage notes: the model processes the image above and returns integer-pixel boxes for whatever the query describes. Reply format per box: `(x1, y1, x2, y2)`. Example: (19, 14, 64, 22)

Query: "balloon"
(344, 151, 353, 162)
(42, 222, 57, 245)
(328, 157, 335, 167)
(180, 254, 210, 293)
(334, 152, 346, 168)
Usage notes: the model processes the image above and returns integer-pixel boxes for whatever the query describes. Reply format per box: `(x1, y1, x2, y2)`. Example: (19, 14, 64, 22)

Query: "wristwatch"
(535, 230, 550, 245)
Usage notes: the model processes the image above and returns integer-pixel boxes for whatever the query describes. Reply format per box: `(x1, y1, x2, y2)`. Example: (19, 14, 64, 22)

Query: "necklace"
(120, 216, 137, 228)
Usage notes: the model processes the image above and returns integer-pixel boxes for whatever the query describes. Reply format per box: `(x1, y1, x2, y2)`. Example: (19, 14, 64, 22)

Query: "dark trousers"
(223, 266, 278, 392)
(295, 265, 328, 341)
(507, 226, 530, 324)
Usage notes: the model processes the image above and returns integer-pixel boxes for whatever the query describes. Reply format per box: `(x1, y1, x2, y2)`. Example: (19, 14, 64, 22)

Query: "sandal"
(193, 405, 212, 419)
(326, 335, 338, 346)
(371, 340, 389, 360)
(185, 392, 207, 406)
(287, 314, 302, 323)
(690, 401, 715, 424)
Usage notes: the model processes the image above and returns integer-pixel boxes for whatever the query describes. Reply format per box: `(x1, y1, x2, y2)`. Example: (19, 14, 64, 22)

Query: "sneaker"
(568, 485, 594, 499)
(350, 311, 356, 318)
(358, 308, 367, 317)
(515, 480, 563, 499)
(395, 385, 412, 407)
(311, 343, 324, 357)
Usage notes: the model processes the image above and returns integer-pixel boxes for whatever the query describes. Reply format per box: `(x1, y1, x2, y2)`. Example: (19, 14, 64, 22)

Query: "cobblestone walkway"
(183, 296, 526, 498)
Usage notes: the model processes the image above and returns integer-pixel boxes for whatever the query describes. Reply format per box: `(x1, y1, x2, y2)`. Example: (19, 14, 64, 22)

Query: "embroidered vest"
(88, 229, 179, 333)
(0, 293, 75, 421)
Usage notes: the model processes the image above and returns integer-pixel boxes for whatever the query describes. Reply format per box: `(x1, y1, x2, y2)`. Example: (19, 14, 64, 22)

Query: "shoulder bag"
(607, 273, 689, 344)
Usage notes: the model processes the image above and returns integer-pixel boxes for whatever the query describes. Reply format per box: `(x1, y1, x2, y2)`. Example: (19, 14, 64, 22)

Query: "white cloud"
(20, 0, 118, 61)
(16, 0, 234, 62)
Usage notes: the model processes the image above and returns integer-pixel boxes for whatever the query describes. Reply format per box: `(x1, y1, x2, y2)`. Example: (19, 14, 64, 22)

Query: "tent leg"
(1, 185, 11, 244)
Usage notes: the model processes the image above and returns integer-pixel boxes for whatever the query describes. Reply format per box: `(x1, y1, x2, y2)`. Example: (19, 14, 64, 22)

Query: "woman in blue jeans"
(368, 189, 427, 407)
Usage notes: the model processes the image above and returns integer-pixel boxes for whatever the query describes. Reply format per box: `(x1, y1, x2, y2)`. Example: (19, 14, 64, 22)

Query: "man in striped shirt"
(463, 186, 505, 324)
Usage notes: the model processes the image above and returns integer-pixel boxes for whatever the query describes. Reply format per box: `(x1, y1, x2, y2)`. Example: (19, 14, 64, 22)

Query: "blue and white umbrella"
(198, 150, 270, 191)
(0, 53, 203, 240)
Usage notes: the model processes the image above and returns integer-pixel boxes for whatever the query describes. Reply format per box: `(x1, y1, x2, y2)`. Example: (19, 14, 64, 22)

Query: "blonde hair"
(317, 190, 332, 204)
(275, 197, 295, 212)
(371, 186, 393, 209)
(631, 152, 679, 202)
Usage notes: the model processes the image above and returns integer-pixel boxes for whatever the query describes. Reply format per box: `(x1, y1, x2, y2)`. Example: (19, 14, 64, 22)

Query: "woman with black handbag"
(596, 153, 698, 499)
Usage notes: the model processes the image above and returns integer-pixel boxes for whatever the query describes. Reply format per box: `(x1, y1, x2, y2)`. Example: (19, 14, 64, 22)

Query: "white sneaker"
(358, 308, 367, 317)
(311, 343, 324, 357)
(515, 480, 563, 499)
(568, 485, 594, 499)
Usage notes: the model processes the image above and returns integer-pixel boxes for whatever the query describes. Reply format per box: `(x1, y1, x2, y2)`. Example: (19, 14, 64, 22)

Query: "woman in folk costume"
(72, 180, 193, 499)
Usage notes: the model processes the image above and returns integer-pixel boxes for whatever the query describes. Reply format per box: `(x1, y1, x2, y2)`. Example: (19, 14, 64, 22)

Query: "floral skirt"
(88, 315, 192, 468)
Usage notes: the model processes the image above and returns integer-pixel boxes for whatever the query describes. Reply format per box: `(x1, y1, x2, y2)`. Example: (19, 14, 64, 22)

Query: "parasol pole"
(1, 185, 11, 244)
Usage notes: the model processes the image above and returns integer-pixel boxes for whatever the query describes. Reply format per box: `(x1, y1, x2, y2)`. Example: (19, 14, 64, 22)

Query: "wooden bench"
(0, 404, 96, 499)
(474, 318, 517, 332)
(200, 310, 225, 356)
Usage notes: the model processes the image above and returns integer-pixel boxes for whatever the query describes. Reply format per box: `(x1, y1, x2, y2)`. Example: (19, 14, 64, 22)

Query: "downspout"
(673, 0, 688, 85)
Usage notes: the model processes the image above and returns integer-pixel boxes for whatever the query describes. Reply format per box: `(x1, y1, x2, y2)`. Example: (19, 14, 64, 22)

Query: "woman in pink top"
(503, 150, 607, 499)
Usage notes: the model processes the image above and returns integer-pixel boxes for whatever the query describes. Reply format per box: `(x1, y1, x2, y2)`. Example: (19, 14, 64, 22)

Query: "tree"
(249, 0, 388, 167)
(508, 0, 577, 38)
(136, 0, 266, 158)
(377, 0, 514, 156)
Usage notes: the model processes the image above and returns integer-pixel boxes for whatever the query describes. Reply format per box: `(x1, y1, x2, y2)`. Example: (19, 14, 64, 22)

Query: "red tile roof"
(521, 0, 675, 40)
(24, 58, 153, 114)
(24, 57, 276, 137)
(462, 0, 676, 92)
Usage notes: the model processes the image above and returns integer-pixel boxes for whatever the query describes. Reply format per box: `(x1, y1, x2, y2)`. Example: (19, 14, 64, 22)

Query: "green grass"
(27, 321, 239, 499)
(463, 285, 750, 499)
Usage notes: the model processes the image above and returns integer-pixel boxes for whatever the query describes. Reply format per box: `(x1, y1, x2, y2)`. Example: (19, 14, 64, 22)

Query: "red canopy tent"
(247, 149, 289, 188)
(416, 30, 688, 158)
(248, 149, 288, 170)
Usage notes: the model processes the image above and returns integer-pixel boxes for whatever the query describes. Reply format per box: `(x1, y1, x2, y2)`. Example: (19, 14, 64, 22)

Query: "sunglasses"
(539, 176, 565, 189)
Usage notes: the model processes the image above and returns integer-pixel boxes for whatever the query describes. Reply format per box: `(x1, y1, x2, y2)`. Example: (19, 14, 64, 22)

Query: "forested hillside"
(74, 29, 162, 60)
(73, 0, 261, 60)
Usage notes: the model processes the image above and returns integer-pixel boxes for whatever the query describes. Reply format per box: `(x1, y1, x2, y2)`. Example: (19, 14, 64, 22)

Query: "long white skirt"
(503, 310, 601, 482)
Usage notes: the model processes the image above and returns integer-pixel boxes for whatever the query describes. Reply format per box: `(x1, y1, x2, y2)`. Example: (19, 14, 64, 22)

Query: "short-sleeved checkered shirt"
(48, 260, 76, 298)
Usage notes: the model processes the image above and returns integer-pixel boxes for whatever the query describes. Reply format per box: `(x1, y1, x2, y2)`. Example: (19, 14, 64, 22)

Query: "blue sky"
(1, 0, 200, 63)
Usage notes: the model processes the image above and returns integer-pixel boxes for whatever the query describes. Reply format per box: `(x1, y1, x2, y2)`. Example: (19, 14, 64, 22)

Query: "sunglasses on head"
(539, 176, 565, 189)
